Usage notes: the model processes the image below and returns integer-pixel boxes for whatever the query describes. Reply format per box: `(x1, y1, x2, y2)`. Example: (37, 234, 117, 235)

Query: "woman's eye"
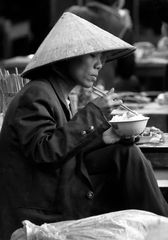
(90, 53, 96, 58)
(90, 53, 103, 59)
(90, 53, 106, 64)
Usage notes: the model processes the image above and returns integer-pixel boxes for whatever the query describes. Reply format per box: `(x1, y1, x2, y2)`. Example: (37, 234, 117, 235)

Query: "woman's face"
(67, 53, 106, 88)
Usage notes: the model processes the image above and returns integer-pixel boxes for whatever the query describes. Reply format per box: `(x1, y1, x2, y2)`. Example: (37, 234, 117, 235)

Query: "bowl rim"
(110, 116, 150, 123)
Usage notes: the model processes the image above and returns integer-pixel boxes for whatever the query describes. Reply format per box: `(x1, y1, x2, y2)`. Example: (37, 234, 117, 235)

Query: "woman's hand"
(102, 127, 121, 144)
(102, 127, 140, 145)
(91, 88, 122, 120)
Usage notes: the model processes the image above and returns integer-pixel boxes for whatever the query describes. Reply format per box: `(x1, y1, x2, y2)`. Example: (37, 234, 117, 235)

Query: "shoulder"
(18, 78, 56, 104)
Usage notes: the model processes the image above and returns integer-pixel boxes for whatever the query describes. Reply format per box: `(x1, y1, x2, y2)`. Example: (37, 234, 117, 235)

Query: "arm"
(14, 83, 110, 167)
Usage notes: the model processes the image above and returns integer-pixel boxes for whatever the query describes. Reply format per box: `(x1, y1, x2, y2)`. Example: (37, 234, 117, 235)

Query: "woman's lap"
(84, 143, 168, 216)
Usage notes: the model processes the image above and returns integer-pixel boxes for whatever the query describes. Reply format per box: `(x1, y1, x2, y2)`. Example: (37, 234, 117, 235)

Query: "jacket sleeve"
(14, 83, 110, 166)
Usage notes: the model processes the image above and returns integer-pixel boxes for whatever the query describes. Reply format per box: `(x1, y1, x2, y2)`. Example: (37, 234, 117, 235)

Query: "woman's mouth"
(90, 75, 97, 82)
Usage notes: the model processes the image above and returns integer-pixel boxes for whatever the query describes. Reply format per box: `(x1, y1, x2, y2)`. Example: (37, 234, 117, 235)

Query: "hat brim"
(21, 12, 135, 77)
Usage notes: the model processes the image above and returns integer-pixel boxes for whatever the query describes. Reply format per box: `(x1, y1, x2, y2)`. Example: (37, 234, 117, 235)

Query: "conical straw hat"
(21, 12, 135, 77)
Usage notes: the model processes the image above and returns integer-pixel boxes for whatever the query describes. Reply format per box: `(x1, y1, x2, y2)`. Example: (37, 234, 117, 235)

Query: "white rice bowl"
(109, 112, 149, 137)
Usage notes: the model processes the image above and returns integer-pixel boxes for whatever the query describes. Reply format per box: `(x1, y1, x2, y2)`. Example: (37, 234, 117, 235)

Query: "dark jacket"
(0, 71, 110, 239)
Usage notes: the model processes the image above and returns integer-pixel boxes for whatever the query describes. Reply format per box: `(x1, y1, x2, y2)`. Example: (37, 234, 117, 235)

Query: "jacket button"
(86, 191, 94, 199)
(81, 130, 87, 136)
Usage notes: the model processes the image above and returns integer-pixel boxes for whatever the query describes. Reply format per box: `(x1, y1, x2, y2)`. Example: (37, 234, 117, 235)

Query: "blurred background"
(0, 0, 163, 58)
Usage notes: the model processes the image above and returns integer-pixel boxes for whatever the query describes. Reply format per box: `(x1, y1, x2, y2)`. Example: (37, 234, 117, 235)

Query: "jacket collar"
(48, 72, 67, 106)
(48, 70, 74, 118)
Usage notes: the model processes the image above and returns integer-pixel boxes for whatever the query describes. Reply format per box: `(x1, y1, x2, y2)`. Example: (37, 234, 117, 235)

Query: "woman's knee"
(126, 144, 151, 168)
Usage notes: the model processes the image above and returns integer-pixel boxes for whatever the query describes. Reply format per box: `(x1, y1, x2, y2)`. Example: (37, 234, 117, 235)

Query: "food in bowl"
(109, 112, 149, 137)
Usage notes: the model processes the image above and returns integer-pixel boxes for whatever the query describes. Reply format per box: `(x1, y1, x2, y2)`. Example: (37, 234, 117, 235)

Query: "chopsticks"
(92, 86, 138, 116)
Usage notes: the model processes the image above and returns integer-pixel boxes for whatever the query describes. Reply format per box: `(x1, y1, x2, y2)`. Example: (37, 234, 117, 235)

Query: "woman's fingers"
(106, 88, 120, 101)
(102, 127, 121, 144)
(91, 88, 123, 119)
(111, 99, 123, 107)
(107, 87, 115, 94)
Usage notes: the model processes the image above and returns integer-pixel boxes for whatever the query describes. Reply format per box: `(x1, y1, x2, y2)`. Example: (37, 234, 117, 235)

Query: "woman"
(0, 12, 168, 240)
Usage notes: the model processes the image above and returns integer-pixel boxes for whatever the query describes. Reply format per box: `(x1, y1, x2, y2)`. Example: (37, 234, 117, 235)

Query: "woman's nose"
(95, 57, 103, 70)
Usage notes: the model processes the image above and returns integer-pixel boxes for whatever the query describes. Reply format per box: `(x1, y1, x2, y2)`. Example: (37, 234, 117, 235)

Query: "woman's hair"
(23, 64, 52, 80)
(25, 59, 71, 80)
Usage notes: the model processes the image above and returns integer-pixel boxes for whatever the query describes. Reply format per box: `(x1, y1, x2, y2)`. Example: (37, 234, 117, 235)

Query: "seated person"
(0, 12, 168, 240)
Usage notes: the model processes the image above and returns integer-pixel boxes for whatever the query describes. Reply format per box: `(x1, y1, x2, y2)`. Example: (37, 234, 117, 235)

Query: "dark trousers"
(84, 143, 168, 217)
